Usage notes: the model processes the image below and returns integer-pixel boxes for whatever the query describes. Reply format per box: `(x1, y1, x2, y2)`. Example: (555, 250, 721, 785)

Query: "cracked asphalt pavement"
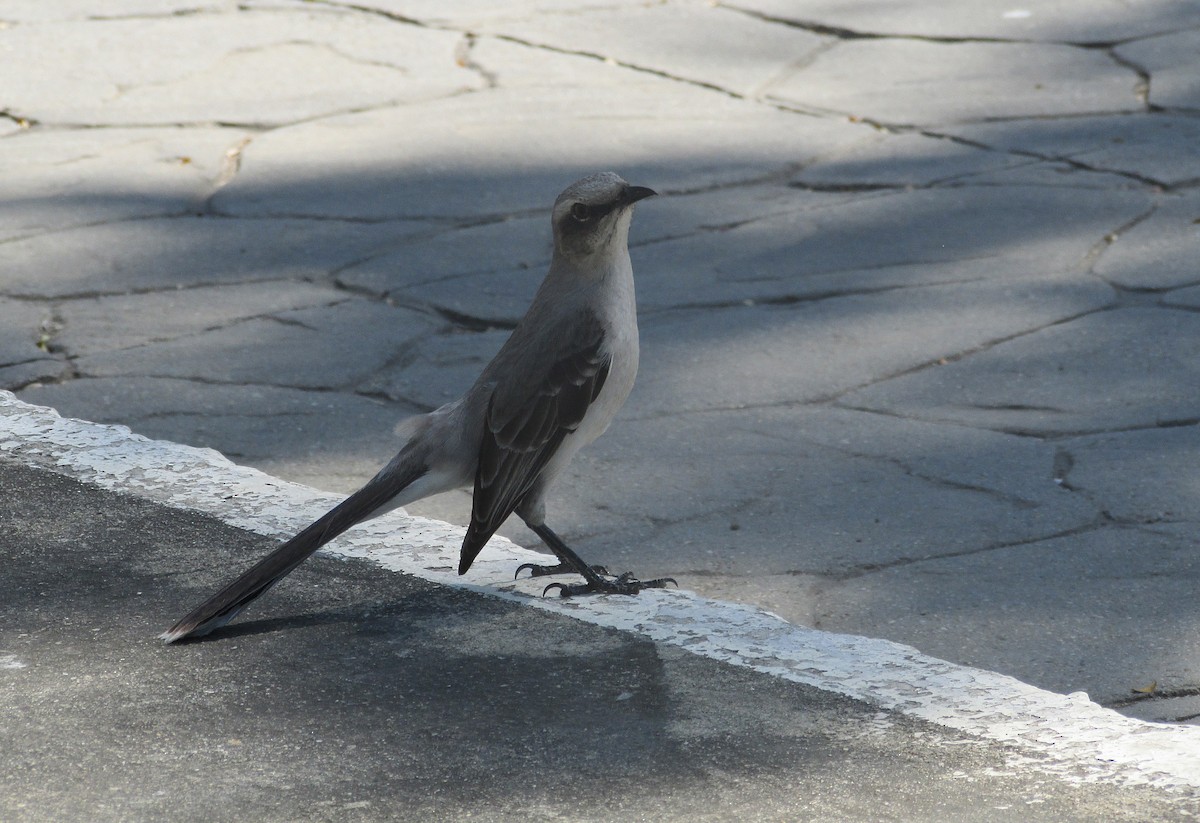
(4, 0, 1200, 776)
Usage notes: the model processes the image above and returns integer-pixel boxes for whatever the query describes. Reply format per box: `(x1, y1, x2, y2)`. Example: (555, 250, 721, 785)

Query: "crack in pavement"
(453, 33, 500, 89)
(132, 407, 330, 422)
(836, 399, 1200, 441)
(200, 134, 253, 211)
(1112, 287, 1186, 310)
(746, 421, 1053, 510)
(306, 0, 425, 29)
(50, 371, 382, 394)
(317, 0, 873, 135)
(27, 77, 486, 136)
(813, 310, 1112, 407)
(674, 517, 1122, 584)
(39, 297, 355, 367)
(426, 304, 517, 333)
(260, 313, 322, 333)
(76, 6, 231, 24)
(1048, 416, 1200, 440)
(1108, 686, 1200, 716)
(926, 119, 1184, 190)
(487, 31, 753, 104)
(640, 273, 995, 316)
(1104, 47, 1152, 106)
(1, 270, 330, 302)
(0, 208, 207, 249)
(0, 199, 426, 252)
(550, 494, 764, 549)
(746, 38, 840, 100)
(824, 519, 1114, 581)
(1052, 446, 1078, 491)
(719, 2, 1187, 49)
(1081, 203, 1160, 274)
(0, 353, 65, 372)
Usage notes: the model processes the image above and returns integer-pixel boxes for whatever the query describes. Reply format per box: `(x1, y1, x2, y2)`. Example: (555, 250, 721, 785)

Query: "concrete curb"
(3, 390, 1198, 795)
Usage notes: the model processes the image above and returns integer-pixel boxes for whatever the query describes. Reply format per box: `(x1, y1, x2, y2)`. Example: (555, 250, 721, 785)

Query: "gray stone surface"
(1065, 428, 1200, 525)
(944, 114, 1200, 188)
(74, 300, 442, 389)
(806, 525, 1200, 704)
(360, 328, 512, 409)
(476, 3, 828, 97)
(17, 377, 415, 491)
(211, 40, 871, 220)
(555, 408, 1096, 578)
(794, 131, 1034, 188)
(706, 184, 1148, 290)
(53, 281, 346, 358)
(1, 0, 233, 22)
(841, 307, 1200, 436)
(334, 216, 550, 301)
(1, 12, 478, 126)
(6, 0, 1200, 755)
(331, 0, 655, 28)
(1116, 30, 1200, 111)
(629, 273, 1113, 416)
(0, 216, 419, 298)
(725, 0, 1200, 43)
(0, 300, 53, 371)
(1166, 284, 1200, 310)
(1119, 693, 1200, 727)
(768, 40, 1139, 125)
(1093, 192, 1200, 290)
(0, 360, 67, 390)
(0, 127, 247, 240)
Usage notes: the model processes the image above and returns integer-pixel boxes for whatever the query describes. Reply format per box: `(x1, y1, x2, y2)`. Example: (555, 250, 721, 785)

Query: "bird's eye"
(570, 202, 591, 222)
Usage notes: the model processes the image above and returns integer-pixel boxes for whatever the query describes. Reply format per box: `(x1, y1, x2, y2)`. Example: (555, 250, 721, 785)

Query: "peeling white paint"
(3, 390, 1200, 793)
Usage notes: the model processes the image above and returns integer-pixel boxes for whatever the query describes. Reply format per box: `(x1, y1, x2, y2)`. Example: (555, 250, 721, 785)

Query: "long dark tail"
(160, 459, 427, 643)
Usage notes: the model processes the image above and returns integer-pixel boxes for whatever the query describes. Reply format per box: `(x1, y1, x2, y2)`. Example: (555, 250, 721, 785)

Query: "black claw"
(538, 574, 677, 599)
(516, 561, 609, 580)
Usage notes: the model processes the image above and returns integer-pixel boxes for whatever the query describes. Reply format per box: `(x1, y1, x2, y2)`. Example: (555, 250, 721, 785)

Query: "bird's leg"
(514, 518, 608, 578)
(523, 523, 676, 597)
(514, 559, 609, 579)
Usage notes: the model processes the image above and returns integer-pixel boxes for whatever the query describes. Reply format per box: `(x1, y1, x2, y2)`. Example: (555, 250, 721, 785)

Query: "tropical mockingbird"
(161, 171, 671, 643)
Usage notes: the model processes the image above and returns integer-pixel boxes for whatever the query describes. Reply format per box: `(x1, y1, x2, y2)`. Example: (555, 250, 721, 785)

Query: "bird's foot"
(515, 561, 609, 580)
(542, 572, 677, 598)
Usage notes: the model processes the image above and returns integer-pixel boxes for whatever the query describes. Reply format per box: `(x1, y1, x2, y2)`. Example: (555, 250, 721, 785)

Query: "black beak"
(622, 185, 658, 205)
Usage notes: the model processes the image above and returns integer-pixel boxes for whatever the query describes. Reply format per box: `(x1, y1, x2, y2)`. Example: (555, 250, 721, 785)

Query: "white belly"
(543, 296, 639, 485)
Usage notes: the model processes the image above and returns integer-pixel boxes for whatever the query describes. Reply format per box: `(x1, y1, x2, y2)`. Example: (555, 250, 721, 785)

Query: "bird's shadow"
(168, 601, 407, 644)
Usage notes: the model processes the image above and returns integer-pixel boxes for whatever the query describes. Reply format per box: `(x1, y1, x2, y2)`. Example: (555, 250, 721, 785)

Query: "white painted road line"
(3, 390, 1198, 794)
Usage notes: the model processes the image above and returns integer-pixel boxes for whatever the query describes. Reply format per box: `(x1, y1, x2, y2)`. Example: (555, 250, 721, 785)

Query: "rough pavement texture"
(4, 459, 1196, 823)
(4, 0, 1200, 731)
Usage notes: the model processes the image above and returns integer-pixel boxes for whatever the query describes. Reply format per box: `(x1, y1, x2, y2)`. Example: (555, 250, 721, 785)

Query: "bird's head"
(550, 172, 657, 261)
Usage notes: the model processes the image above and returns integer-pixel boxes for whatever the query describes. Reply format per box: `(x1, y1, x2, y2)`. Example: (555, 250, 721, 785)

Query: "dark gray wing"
(457, 313, 610, 573)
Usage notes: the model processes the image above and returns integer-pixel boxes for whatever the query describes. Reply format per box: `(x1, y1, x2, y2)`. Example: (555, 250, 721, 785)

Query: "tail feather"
(161, 461, 427, 643)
